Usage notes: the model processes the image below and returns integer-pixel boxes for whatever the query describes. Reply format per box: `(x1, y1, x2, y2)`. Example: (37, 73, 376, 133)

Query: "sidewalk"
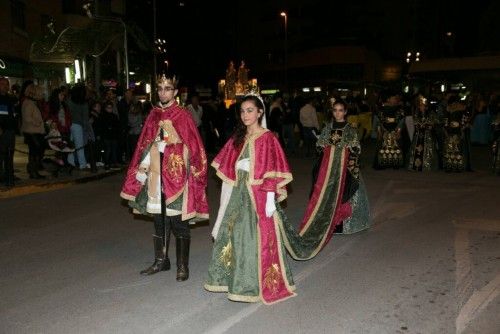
(0, 136, 125, 199)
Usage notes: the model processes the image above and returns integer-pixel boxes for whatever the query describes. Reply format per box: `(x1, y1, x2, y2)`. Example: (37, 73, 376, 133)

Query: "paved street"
(1, 146, 499, 334)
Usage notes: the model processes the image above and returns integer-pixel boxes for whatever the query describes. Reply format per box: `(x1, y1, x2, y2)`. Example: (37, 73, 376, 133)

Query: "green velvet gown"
(204, 147, 295, 303)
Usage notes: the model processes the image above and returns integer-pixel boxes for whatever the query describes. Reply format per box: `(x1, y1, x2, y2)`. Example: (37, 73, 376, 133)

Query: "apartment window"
(11, 0, 26, 30)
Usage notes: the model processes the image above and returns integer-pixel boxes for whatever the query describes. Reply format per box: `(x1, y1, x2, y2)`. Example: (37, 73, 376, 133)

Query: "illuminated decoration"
(220, 60, 259, 107)
(313, 87, 321, 92)
(224, 61, 237, 100)
(145, 83, 151, 94)
(363, 87, 367, 96)
(235, 60, 249, 96)
(404, 85, 409, 93)
(82, 59, 86, 80)
(74, 59, 81, 81)
(302, 87, 310, 92)
(65, 67, 71, 84)
(440, 84, 446, 92)
(0, 58, 6, 69)
(261, 89, 280, 95)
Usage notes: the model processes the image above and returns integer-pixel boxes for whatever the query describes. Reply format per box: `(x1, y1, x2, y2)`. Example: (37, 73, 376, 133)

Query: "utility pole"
(153, 0, 157, 83)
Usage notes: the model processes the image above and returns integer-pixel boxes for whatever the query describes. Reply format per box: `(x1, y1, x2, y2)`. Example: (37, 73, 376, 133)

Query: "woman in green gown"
(280, 99, 372, 261)
(205, 94, 297, 304)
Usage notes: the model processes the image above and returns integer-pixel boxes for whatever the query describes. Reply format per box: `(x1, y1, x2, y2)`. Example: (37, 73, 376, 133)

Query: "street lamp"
(406, 51, 421, 63)
(280, 11, 288, 91)
(84, 3, 129, 88)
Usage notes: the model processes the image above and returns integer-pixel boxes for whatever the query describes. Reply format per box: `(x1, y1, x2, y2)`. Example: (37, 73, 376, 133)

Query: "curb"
(0, 168, 125, 199)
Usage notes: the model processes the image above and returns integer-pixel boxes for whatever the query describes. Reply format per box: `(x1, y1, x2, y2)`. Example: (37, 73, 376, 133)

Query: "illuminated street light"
(280, 11, 288, 90)
(65, 67, 71, 84)
(74, 59, 81, 81)
(405, 51, 421, 64)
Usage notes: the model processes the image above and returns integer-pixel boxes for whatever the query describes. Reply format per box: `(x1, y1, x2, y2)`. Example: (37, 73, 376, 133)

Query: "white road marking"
(456, 273, 500, 334)
(455, 219, 500, 232)
(454, 218, 500, 333)
(454, 227, 474, 309)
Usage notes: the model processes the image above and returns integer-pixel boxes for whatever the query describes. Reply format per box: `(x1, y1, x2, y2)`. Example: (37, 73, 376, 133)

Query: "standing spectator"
(282, 94, 296, 154)
(127, 101, 144, 160)
(67, 84, 89, 170)
(269, 94, 285, 147)
(187, 94, 203, 133)
(117, 89, 134, 162)
(202, 96, 218, 154)
(46, 87, 72, 173)
(47, 88, 71, 140)
(224, 101, 238, 142)
(86, 101, 102, 173)
(0, 77, 17, 186)
(99, 102, 120, 170)
(21, 85, 46, 179)
(299, 97, 319, 157)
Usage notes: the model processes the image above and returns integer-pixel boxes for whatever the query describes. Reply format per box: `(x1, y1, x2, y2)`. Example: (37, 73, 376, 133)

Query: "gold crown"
(156, 74, 178, 87)
(243, 87, 265, 112)
(243, 86, 261, 99)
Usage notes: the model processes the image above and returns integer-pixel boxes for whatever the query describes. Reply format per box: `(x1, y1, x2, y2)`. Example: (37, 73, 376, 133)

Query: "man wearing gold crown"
(120, 74, 209, 281)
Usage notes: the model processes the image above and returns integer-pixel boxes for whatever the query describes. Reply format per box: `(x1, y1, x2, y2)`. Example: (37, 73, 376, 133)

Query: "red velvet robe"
(120, 102, 209, 221)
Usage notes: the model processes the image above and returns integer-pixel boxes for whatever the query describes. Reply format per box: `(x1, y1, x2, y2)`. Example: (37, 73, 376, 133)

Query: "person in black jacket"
(0, 77, 17, 186)
(99, 101, 121, 170)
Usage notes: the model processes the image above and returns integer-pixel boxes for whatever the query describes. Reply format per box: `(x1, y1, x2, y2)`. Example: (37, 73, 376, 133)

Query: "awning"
(29, 20, 150, 64)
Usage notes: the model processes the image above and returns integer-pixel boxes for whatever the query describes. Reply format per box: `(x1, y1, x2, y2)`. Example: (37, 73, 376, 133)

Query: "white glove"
(265, 192, 276, 218)
(212, 181, 233, 239)
(236, 158, 250, 172)
(157, 141, 166, 153)
(136, 171, 147, 185)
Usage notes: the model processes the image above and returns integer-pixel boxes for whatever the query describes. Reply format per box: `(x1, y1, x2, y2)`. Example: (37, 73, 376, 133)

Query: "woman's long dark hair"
(48, 88, 65, 116)
(70, 83, 86, 105)
(232, 95, 265, 148)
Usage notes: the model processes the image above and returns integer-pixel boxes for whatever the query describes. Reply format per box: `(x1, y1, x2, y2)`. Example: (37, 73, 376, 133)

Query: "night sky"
(126, 0, 500, 87)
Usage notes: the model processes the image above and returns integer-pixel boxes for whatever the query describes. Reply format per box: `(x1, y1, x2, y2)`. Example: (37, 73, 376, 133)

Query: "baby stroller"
(45, 120, 75, 177)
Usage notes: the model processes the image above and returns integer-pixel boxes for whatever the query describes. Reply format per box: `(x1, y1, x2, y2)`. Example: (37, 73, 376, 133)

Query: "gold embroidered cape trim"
(204, 284, 228, 292)
(120, 192, 135, 201)
(299, 147, 336, 236)
(247, 183, 297, 305)
(299, 149, 347, 259)
(228, 293, 262, 303)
